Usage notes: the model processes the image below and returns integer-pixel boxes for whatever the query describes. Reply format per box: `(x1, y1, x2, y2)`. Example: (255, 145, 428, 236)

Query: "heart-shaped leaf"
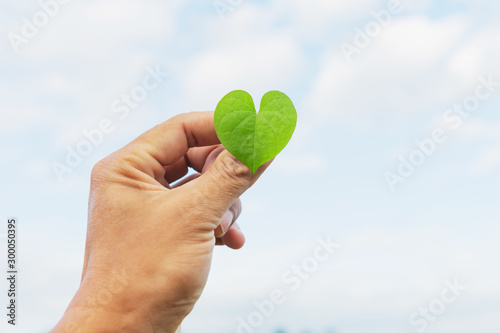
(214, 90, 297, 173)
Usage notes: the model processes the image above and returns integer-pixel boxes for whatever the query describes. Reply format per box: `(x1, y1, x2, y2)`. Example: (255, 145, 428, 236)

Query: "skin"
(52, 111, 270, 333)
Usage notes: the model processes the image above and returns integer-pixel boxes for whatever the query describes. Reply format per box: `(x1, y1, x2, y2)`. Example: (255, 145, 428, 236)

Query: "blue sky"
(1, 0, 500, 332)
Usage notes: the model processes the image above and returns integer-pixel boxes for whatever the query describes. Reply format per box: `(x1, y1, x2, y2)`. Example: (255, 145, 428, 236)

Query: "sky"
(1, 0, 500, 332)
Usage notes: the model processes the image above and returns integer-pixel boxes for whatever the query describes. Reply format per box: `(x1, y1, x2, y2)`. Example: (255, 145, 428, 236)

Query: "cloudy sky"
(1, 0, 500, 332)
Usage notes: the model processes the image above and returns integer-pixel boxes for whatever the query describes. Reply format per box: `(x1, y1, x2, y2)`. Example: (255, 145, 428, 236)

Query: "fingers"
(168, 148, 247, 251)
(216, 223, 245, 249)
(186, 145, 221, 172)
(164, 157, 188, 184)
(189, 149, 272, 216)
(173, 173, 245, 250)
(171, 173, 201, 188)
(214, 199, 242, 238)
(128, 111, 220, 167)
(174, 180, 245, 249)
(201, 146, 225, 173)
(164, 145, 221, 184)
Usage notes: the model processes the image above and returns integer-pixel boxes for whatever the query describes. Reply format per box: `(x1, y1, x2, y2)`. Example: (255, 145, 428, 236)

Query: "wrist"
(53, 271, 187, 333)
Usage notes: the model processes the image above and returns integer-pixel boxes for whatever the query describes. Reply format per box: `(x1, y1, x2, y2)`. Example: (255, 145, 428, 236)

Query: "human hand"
(53, 112, 270, 332)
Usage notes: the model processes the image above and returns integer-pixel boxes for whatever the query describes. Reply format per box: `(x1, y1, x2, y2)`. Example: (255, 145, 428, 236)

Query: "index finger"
(127, 111, 220, 167)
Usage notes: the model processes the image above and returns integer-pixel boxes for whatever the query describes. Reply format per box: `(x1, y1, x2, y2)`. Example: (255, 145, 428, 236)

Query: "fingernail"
(221, 210, 233, 233)
(215, 210, 233, 238)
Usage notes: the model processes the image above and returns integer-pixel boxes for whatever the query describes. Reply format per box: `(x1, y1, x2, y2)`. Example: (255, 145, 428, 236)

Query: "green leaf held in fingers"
(214, 90, 297, 174)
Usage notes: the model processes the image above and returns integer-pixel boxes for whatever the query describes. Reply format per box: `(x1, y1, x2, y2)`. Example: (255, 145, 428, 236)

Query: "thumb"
(191, 147, 270, 215)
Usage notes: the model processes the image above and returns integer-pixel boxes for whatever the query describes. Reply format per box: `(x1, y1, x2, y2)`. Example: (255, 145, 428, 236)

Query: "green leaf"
(214, 90, 297, 173)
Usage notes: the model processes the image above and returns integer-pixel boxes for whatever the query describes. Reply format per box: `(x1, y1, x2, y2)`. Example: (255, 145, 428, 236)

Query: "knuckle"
(90, 158, 107, 179)
(168, 113, 184, 124)
(90, 158, 110, 188)
(168, 112, 194, 127)
(216, 153, 253, 185)
(90, 153, 123, 184)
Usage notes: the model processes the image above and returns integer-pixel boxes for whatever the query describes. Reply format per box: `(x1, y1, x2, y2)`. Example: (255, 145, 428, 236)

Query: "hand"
(53, 112, 270, 332)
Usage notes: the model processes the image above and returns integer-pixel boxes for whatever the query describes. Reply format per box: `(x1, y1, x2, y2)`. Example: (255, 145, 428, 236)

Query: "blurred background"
(1, 0, 500, 332)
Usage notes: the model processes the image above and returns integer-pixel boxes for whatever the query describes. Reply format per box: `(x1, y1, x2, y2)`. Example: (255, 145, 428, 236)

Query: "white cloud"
(186, 225, 500, 331)
(473, 148, 500, 174)
(182, 6, 306, 110)
(455, 119, 500, 175)
(10, 0, 178, 60)
(448, 24, 500, 82)
(448, 37, 486, 82)
(185, 33, 303, 95)
(457, 119, 500, 139)
(306, 15, 469, 119)
(451, 0, 500, 5)
(2, 1, 500, 332)
(280, 0, 379, 38)
(0, 0, 180, 140)
(273, 152, 327, 174)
